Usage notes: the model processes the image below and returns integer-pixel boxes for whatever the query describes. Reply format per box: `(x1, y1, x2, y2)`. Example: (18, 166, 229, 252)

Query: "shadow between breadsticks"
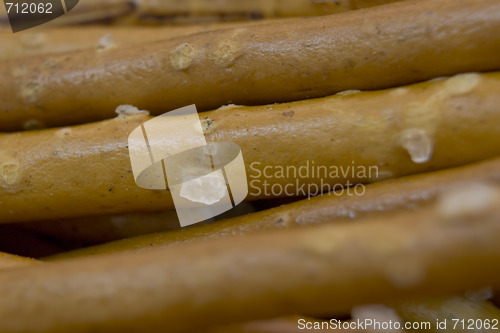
(18, 202, 257, 245)
(1, 72, 500, 224)
(19, 210, 181, 245)
(45, 155, 500, 260)
(0, 225, 64, 258)
(1, 185, 500, 333)
(135, 0, 403, 20)
(28, 0, 401, 27)
(1, 0, 500, 130)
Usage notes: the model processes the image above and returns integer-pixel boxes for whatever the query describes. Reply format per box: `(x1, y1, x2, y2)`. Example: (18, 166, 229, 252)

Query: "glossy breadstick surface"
(1, 186, 500, 333)
(1, 0, 500, 130)
(1, 72, 500, 223)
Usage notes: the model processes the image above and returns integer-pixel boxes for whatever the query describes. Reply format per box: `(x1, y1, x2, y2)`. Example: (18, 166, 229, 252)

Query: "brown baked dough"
(46, 156, 500, 260)
(1, 72, 500, 223)
(1, 0, 500, 130)
(0, 185, 499, 333)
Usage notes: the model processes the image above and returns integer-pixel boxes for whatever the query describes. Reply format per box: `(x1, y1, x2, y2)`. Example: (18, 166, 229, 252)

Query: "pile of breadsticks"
(1, 0, 500, 332)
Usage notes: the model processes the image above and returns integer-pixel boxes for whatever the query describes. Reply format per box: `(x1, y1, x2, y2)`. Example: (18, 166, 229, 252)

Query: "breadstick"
(2, 72, 500, 224)
(2, 0, 500, 130)
(0, 21, 281, 61)
(0, 26, 217, 61)
(0, 251, 37, 269)
(2, 185, 500, 333)
(46, 156, 500, 260)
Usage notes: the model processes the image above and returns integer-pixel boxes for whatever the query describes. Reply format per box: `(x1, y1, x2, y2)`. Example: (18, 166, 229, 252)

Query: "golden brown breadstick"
(0, 251, 37, 269)
(0, 26, 216, 61)
(0, 21, 282, 61)
(2, 72, 500, 224)
(2, 185, 500, 333)
(46, 156, 500, 260)
(2, 0, 500, 130)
